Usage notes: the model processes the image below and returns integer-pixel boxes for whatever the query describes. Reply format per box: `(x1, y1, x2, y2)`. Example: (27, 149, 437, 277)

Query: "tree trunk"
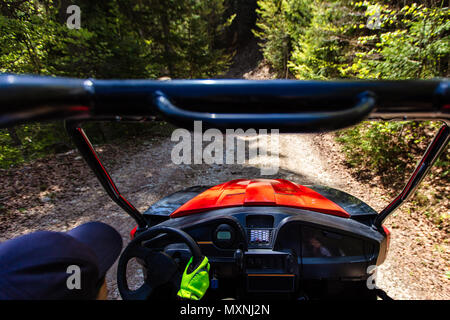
(160, 8, 174, 77)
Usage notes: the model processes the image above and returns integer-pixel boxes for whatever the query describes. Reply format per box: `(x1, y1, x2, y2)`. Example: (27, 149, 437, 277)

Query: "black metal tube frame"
(1, 76, 449, 131)
(65, 120, 148, 228)
(374, 122, 449, 229)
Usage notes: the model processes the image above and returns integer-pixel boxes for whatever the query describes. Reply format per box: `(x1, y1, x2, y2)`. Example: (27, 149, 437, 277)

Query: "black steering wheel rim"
(117, 226, 202, 300)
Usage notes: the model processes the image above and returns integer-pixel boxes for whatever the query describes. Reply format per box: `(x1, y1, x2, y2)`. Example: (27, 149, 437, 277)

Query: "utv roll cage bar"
(0, 75, 448, 231)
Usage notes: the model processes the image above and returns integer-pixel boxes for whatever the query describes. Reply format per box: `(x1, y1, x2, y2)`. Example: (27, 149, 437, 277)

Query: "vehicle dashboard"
(152, 205, 385, 295)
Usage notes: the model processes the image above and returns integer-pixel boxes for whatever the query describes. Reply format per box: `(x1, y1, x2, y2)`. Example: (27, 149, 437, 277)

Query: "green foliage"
(330, 2, 449, 190)
(0, 0, 234, 79)
(336, 121, 422, 177)
(258, 0, 449, 80)
(289, 0, 356, 79)
(336, 118, 450, 188)
(345, 2, 449, 79)
(168, 0, 235, 78)
(0, 122, 70, 168)
(0, 1, 54, 74)
(0, 0, 235, 168)
(0, 120, 176, 169)
(253, 0, 311, 77)
(0, 132, 23, 168)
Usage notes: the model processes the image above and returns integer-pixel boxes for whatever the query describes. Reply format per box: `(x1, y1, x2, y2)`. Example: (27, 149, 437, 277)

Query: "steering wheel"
(117, 226, 202, 300)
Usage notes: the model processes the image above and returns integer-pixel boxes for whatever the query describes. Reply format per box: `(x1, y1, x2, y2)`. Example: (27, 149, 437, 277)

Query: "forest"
(0, 0, 448, 209)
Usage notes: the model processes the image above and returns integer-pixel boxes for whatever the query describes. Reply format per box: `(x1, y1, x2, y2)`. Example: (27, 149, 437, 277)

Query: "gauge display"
(217, 231, 232, 240)
(213, 224, 235, 248)
(249, 229, 270, 244)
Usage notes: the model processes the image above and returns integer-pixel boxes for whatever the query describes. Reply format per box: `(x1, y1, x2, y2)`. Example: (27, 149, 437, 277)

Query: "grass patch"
(336, 120, 449, 230)
(0, 120, 176, 169)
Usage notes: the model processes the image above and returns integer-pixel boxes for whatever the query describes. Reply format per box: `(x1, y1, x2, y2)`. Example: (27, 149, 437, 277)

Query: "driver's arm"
(177, 256, 210, 300)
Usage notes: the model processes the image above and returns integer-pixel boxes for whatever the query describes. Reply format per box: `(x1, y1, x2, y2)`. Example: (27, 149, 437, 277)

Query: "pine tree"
(253, 0, 311, 78)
